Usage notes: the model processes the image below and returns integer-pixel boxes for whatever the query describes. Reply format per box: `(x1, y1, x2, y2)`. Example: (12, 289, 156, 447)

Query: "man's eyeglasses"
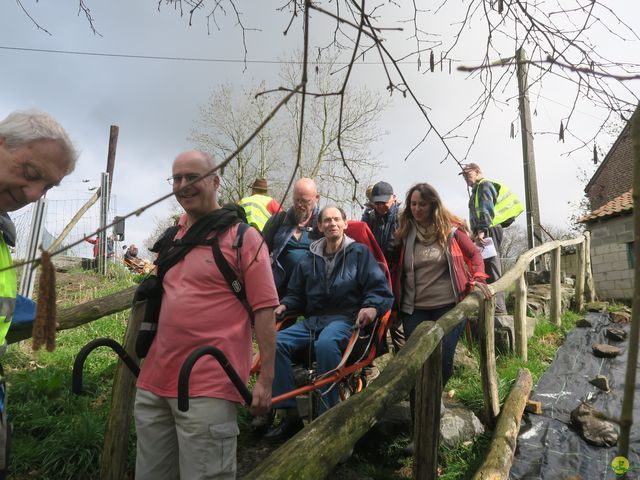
(167, 173, 208, 185)
(293, 197, 313, 206)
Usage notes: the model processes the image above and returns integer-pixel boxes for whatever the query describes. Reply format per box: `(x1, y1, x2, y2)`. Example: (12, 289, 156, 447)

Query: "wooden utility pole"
(105, 125, 119, 201)
(98, 125, 119, 274)
(516, 48, 544, 270)
(98, 172, 110, 275)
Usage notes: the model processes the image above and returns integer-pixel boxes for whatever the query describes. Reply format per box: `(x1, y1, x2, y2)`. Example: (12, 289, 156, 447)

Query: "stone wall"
(561, 249, 578, 277)
(587, 214, 634, 300)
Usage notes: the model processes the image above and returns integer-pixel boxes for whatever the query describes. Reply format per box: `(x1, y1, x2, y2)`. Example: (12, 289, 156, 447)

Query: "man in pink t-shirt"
(135, 150, 278, 480)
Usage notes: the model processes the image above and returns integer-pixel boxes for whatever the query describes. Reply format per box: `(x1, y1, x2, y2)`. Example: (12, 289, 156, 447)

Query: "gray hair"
(319, 205, 347, 222)
(0, 109, 78, 174)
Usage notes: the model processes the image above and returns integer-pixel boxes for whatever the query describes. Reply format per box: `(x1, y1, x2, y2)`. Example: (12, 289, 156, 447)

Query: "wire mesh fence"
(10, 187, 119, 262)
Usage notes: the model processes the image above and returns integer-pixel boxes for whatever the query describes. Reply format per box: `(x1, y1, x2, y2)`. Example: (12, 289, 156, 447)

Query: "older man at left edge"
(0, 109, 78, 480)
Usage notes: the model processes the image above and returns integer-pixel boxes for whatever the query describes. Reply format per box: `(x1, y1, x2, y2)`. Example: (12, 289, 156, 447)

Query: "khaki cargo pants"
(134, 388, 239, 480)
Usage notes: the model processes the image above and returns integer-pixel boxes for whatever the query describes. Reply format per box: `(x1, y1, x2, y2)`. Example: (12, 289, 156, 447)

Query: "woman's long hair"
(395, 183, 468, 248)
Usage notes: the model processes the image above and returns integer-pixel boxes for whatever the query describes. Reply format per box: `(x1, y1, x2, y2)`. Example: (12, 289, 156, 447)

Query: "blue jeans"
(272, 319, 353, 413)
(401, 304, 464, 386)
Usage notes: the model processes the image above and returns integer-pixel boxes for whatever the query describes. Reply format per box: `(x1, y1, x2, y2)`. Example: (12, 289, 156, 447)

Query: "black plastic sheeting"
(510, 310, 640, 480)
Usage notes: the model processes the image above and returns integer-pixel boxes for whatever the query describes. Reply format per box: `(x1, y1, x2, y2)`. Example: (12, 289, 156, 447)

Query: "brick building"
(580, 120, 634, 301)
(584, 123, 633, 210)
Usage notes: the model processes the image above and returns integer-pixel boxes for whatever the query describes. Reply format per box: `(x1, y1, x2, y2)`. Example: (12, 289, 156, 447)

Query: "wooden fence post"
(479, 296, 500, 426)
(574, 239, 586, 312)
(550, 246, 562, 326)
(583, 230, 596, 303)
(514, 274, 528, 361)
(244, 234, 589, 478)
(472, 369, 533, 480)
(414, 337, 442, 480)
(99, 300, 142, 480)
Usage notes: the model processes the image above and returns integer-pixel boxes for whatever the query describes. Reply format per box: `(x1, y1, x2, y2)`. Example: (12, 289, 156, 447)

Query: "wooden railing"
(8, 232, 595, 480)
(244, 232, 595, 479)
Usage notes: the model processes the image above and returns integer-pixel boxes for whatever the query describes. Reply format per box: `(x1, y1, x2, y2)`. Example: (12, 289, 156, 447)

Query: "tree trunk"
(472, 368, 533, 480)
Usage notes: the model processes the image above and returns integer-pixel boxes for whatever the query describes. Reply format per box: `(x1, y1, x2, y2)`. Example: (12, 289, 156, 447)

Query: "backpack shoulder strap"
(151, 225, 179, 253)
(152, 225, 181, 279)
(233, 222, 249, 249)
(210, 223, 255, 325)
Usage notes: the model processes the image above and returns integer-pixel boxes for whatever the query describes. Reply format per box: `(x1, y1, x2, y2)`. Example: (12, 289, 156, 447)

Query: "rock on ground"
(570, 402, 618, 447)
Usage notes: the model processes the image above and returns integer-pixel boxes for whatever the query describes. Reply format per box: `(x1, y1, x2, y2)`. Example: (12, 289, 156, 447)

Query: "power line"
(535, 94, 603, 120)
(0, 44, 484, 66)
(0, 45, 283, 64)
(0, 44, 416, 65)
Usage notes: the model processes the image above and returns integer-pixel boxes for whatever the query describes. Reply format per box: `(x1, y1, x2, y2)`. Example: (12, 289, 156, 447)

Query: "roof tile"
(579, 189, 633, 222)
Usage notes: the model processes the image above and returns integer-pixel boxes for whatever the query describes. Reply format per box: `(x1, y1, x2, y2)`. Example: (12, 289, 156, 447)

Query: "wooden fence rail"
(493, 234, 590, 364)
(245, 232, 594, 479)
(7, 232, 594, 479)
(6, 284, 137, 345)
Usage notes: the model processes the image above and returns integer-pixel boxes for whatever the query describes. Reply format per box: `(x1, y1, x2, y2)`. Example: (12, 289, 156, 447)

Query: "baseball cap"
(371, 181, 394, 203)
(458, 163, 481, 175)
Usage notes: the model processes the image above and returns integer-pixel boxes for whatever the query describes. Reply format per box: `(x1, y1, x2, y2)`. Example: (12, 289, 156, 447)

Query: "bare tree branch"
(16, 0, 52, 35)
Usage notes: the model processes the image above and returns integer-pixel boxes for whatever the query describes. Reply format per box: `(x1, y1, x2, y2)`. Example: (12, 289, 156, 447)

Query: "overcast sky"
(2, 1, 639, 257)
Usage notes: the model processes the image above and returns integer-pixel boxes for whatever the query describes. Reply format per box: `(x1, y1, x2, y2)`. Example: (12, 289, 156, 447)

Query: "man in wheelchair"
(264, 206, 394, 443)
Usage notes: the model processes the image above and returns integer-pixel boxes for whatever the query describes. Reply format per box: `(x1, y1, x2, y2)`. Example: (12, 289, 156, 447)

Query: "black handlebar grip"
(72, 338, 140, 395)
(178, 345, 252, 412)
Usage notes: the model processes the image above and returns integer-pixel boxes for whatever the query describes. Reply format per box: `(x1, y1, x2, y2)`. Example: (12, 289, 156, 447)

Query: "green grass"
(439, 432, 492, 480)
(607, 302, 631, 313)
(6, 268, 136, 480)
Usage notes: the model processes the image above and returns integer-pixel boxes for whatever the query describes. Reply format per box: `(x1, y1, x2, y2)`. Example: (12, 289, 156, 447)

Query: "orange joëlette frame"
(250, 310, 391, 406)
(253, 220, 393, 405)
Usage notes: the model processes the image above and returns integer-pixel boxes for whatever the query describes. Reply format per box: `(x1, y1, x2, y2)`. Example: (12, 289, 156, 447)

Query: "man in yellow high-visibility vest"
(0, 109, 78, 479)
(238, 178, 281, 231)
(461, 163, 524, 315)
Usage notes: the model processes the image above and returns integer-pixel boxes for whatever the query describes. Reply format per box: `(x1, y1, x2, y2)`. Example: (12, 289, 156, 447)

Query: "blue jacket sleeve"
(475, 181, 498, 233)
(356, 247, 394, 317)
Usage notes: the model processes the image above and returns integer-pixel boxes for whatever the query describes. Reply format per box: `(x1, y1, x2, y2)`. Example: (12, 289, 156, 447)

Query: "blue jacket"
(468, 179, 498, 235)
(263, 206, 321, 291)
(281, 236, 394, 331)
